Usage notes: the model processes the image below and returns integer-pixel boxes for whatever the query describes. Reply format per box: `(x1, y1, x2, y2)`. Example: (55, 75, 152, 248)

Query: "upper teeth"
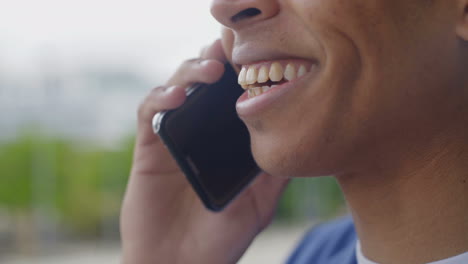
(238, 62, 310, 89)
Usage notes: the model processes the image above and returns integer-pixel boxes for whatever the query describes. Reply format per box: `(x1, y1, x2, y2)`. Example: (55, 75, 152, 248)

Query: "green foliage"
(0, 130, 346, 235)
(0, 133, 35, 210)
(0, 132, 134, 236)
(276, 177, 346, 222)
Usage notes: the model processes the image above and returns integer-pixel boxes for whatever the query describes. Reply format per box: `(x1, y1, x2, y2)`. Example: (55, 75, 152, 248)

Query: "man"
(121, 0, 468, 263)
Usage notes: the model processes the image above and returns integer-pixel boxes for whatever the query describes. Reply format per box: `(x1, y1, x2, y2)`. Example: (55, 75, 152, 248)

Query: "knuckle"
(184, 57, 202, 65)
(167, 60, 201, 85)
(179, 58, 202, 72)
(149, 85, 166, 94)
(137, 98, 148, 119)
(204, 73, 220, 83)
(137, 86, 164, 119)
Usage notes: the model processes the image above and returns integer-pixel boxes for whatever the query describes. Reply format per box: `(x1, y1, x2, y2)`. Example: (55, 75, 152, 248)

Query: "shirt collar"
(356, 240, 468, 264)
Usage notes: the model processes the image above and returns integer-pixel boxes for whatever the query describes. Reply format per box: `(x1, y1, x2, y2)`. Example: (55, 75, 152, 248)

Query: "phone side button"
(152, 112, 165, 134)
(185, 83, 201, 96)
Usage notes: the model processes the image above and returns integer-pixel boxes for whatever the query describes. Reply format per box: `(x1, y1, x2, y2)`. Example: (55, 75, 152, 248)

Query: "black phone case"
(153, 64, 260, 211)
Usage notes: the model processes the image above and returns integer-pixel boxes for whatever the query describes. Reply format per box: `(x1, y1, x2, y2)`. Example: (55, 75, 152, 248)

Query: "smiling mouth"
(238, 60, 316, 98)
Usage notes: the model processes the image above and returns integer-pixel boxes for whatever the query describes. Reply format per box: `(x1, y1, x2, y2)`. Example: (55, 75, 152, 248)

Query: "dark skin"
(121, 0, 468, 263)
(120, 41, 289, 264)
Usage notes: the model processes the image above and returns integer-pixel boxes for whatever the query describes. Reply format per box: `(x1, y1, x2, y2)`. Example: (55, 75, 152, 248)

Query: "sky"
(0, 0, 221, 81)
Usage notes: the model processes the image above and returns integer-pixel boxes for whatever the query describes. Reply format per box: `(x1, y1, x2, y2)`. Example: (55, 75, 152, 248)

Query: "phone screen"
(154, 64, 260, 211)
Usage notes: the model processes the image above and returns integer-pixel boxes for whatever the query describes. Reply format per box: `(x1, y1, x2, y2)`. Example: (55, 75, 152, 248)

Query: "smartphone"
(152, 63, 260, 211)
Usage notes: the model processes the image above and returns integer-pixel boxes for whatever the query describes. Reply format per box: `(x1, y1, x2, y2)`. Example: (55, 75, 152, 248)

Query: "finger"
(221, 28, 235, 63)
(136, 85, 186, 145)
(166, 59, 225, 87)
(199, 45, 209, 58)
(221, 28, 241, 73)
(200, 39, 227, 62)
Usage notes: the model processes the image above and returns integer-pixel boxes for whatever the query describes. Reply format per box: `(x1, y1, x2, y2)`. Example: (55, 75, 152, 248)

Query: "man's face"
(212, 0, 463, 177)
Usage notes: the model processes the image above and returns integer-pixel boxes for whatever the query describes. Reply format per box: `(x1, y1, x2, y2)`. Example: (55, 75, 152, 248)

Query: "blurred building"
(0, 58, 152, 147)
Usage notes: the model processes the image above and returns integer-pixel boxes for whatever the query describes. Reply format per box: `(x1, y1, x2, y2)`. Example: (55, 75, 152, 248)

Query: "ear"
(456, 0, 468, 41)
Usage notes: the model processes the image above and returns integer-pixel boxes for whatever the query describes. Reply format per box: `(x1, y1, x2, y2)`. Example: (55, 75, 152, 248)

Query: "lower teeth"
(247, 85, 277, 98)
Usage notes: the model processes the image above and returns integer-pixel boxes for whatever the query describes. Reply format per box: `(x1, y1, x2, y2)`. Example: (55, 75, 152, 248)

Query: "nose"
(211, 0, 279, 30)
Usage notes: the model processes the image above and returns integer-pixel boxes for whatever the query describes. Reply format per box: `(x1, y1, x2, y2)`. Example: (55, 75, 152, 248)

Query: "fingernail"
(164, 85, 178, 93)
(199, 59, 211, 67)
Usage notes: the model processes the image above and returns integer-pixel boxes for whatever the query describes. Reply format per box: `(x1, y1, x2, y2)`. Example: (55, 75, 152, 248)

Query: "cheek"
(248, 0, 445, 176)
(248, 0, 461, 177)
(245, 2, 373, 177)
(288, 0, 393, 59)
(288, 0, 373, 30)
(247, 55, 363, 177)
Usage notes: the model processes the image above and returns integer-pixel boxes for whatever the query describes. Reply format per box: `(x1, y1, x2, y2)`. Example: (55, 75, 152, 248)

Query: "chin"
(249, 132, 343, 178)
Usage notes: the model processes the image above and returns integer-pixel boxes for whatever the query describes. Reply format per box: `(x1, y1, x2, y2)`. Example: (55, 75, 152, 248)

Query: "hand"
(120, 39, 289, 264)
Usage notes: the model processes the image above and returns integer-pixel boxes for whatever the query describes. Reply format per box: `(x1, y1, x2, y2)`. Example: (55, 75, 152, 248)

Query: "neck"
(337, 126, 468, 264)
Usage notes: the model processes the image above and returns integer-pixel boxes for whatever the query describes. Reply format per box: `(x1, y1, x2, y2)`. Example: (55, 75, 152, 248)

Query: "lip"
(239, 59, 316, 73)
(232, 42, 321, 117)
(236, 64, 319, 117)
(232, 43, 319, 68)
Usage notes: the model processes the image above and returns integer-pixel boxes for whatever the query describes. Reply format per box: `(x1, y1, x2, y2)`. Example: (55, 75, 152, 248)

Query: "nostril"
(231, 8, 261, 23)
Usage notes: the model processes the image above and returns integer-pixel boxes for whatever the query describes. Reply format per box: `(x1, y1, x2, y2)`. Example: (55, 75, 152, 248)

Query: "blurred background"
(0, 0, 346, 263)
